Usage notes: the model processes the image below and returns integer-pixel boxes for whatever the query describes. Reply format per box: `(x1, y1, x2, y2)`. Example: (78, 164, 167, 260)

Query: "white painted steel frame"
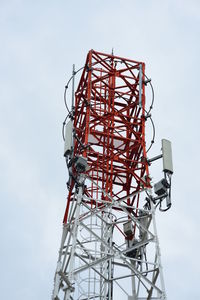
(52, 174, 167, 300)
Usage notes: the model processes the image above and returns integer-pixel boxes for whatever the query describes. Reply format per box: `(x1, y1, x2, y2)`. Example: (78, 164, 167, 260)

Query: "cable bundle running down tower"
(52, 50, 173, 300)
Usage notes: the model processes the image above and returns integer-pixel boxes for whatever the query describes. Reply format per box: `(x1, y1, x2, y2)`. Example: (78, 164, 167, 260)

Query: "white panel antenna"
(64, 120, 73, 156)
(162, 139, 173, 174)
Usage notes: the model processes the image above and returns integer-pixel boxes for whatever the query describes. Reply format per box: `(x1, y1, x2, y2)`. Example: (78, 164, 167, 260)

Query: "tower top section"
(64, 49, 150, 210)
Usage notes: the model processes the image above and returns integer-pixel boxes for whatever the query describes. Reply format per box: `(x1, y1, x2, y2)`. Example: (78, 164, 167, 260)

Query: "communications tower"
(52, 50, 173, 300)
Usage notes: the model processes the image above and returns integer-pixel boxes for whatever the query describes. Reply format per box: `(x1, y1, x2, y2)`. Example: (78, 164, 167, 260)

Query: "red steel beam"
(63, 50, 150, 223)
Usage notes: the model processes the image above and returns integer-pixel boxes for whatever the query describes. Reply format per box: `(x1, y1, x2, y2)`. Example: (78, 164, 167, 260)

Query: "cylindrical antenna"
(72, 64, 75, 110)
(71, 64, 75, 158)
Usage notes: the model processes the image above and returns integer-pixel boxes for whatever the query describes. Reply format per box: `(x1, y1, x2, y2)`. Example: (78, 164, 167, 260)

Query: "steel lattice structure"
(52, 50, 168, 300)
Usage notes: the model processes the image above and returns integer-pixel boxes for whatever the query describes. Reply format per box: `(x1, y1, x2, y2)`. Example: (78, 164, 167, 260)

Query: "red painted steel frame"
(63, 50, 150, 224)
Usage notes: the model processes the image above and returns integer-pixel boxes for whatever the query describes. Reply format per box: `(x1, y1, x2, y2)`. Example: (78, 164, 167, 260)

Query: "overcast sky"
(0, 0, 200, 299)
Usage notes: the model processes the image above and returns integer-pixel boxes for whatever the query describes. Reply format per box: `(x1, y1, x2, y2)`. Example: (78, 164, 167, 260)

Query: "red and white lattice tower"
(52, 50, 170, 300)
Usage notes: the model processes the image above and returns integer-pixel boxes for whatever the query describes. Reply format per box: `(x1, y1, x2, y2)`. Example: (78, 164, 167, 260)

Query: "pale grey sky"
(0, 0, 200, 299)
